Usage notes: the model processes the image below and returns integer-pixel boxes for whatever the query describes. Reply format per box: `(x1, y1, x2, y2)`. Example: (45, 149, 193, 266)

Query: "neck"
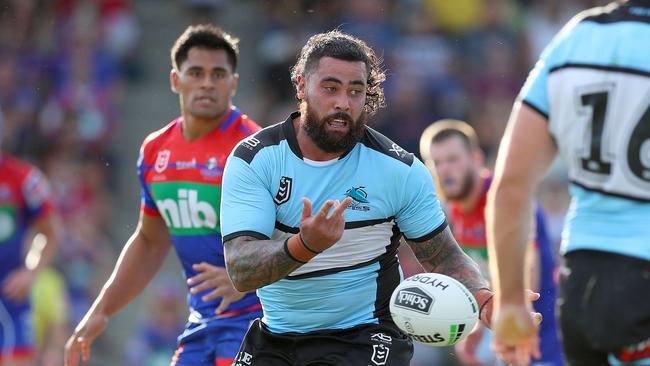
(293, 116, 344, 161)
(181, 106, 232, 141)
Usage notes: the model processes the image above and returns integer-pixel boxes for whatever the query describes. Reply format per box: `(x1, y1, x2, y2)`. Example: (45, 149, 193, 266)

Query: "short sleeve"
(395, 158, 447, 241)
(220, 155, 276, 241)
(137, 146, 159, 216)
(518, 14, 579, 118)
(22, 168, 53, 221)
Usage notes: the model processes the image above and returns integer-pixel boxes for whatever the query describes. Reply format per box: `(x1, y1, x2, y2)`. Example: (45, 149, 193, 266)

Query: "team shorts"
(0, 298, 33, 361)
(232, 318, 413, 366)
(558, 250, 650, 366)
(172, 310, 261, 366)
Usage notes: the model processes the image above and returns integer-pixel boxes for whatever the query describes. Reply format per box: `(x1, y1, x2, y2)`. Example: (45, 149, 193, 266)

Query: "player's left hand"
(455, 323, 485, 366)
(2, 268, 37, 301)
(188, 262, 246, 314)
(490, 292, 543, 366)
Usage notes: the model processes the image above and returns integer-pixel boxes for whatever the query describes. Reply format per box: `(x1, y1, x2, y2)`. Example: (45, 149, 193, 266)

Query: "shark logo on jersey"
(155, 150, 171, 173)
(344, 186, 370, 211)
(274, 176, 292, 205)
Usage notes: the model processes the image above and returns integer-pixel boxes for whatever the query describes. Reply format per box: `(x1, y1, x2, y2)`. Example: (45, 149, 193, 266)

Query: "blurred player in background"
(0, 106, 61, 366)
(219, 30, 501, 365)
(420, 119, 563, 366)
(487, 1, 650, 365)
(64, 25, 262, 366)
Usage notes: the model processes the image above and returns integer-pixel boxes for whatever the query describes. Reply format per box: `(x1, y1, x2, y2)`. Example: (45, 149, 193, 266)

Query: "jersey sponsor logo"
(370, 332, 393, 345)
(207, 156, 218, 170)
(242, 136, 261, 150)
(201, 156, 224, 178)
(389, 143, 407, 158)
(175, 158, 196, 169)
(155, 150, 171, 173)
(344, 186, 370, 211)
(393, 287, 434, 314)
(150, 182, 221, 235)
(0, 206, 17, 242)
(371, 343, 390, 365)
(274, 176, 292, 205)
(23, 170, 49, 210)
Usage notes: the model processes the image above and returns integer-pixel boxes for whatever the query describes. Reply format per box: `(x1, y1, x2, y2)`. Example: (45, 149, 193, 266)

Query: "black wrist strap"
(283, 237, 307, 264)
(299, 234, 321, 254)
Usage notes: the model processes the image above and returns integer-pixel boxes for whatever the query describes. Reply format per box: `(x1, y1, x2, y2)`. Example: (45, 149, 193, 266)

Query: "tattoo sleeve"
(405, 226, 488, 292)
(223, 235, 303, 292)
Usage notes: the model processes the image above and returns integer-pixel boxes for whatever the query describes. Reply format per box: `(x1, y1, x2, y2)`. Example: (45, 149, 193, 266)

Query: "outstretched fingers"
(301, 197, 313, 219)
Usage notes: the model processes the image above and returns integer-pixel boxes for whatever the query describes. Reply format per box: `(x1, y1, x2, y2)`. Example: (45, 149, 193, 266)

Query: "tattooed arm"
(404, 226, 494, 326)
(224, 197, 351, 292)
(223, 236, 303, 292)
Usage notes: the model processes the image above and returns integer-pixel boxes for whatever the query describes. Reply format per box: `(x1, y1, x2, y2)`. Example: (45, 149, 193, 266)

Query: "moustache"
(324, 112, 353, 124)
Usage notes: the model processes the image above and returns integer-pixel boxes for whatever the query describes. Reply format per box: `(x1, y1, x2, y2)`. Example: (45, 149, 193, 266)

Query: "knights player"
(64, 25, 262, 366)
(419, 119, 563, 366)
(0, 107, 60, 366)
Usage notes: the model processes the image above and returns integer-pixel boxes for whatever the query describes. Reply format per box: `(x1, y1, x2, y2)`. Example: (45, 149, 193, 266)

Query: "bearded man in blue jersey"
(219, 30, 520, 366)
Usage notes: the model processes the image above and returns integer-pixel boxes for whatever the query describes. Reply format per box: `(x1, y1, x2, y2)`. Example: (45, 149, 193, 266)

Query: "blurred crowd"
(1, 0, 608, 365)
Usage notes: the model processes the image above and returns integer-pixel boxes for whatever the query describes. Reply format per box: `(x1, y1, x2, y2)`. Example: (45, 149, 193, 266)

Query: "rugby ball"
(390, 273, 479, 346)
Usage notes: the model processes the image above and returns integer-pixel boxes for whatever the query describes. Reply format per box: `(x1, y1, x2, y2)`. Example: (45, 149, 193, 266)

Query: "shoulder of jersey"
(578, 1, 648, 24)
(140, 119, 178, 155)
(238, 114, 262, 135)
(2, 154, 34, 180)
(360, 126, 414, 166)
(231, 122, 284, 164)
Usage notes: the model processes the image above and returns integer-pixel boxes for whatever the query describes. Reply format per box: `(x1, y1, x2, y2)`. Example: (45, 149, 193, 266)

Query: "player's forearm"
(486, 181, 533, 304)
(90, 230, 170, 318)
(25, 216, 61, 273)
(406, 227, 488, 293)
(224, 235, 303, 292)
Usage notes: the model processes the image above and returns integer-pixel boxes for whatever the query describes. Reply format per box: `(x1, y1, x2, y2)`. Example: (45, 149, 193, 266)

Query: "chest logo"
(344, 186, 370, 211)
(274, 176, 293, 205)
(155, 150, 171, 173)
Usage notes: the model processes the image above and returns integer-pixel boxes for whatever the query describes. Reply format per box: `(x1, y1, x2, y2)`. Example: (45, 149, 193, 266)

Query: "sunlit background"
(0, 0, 609, 364)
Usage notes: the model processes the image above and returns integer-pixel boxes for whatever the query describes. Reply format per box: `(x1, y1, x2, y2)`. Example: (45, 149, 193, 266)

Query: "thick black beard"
(445, 169, 476, 201)
(301, 102, 366, 154)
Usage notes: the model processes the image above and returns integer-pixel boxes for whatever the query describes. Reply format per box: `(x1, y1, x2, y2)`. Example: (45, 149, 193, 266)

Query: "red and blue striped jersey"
(137, 107, 261, 323)
(0, 154, 53, 284)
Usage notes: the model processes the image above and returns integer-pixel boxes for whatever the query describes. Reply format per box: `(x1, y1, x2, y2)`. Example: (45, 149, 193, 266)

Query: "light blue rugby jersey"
(221, 112, 447, 333)
(519, 0, 650, 261)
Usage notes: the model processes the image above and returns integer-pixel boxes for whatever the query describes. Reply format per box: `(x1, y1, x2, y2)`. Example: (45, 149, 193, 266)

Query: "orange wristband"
(285, 235, 318, 263)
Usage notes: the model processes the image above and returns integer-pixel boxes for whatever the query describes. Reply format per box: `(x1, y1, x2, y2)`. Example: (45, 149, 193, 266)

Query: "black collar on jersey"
(283, 111, 361, 161)
(627, 0, 650, 4)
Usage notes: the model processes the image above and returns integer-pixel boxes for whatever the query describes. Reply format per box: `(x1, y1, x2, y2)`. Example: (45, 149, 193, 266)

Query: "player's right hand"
(64, 313, 109, 366)
(299, 197, 352, 252)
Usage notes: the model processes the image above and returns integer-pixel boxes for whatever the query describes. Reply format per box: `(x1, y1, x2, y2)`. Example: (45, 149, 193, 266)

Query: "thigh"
(298, 323, 413, 366)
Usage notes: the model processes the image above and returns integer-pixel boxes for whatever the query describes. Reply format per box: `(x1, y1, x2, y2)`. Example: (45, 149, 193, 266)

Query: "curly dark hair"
(171, 24, 239, 72)
(290, 30, 386, 116)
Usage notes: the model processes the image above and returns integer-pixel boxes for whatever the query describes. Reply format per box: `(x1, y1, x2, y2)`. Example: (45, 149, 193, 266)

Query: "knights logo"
(371, 344, 390, 365)
(274, 176, 292, 205)
(155, 150, 171, 173)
